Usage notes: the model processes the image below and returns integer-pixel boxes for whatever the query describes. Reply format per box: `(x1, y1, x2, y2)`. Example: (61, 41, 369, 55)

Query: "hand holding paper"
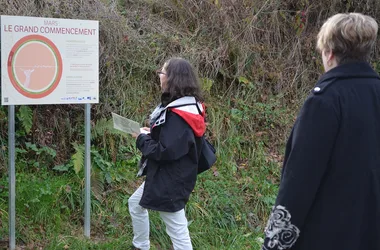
(132, 128, 150, 138)
(140, 127, 150, 134)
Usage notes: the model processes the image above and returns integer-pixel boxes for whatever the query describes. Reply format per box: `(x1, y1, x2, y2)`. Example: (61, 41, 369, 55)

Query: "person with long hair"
(129, 58, 205, 250)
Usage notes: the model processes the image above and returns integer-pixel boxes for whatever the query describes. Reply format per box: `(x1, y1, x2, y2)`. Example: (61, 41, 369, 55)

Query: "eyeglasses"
(156, 70, 166, 75)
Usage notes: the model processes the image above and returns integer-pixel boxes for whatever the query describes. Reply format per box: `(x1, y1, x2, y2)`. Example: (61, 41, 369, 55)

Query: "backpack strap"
(168, 103, 203, 115)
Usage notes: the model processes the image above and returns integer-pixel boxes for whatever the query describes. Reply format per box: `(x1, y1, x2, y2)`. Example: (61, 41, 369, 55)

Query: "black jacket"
(136, 97, 205, 212)
(263, 62, 380, 250)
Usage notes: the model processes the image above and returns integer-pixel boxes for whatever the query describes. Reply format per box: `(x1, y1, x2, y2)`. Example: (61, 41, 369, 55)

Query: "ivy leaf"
(201, 78, 214, 92)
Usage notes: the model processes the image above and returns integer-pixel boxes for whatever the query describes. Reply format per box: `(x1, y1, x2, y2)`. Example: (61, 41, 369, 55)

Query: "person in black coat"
(128, 58, 205, 250)
(262, 13, 380, 250)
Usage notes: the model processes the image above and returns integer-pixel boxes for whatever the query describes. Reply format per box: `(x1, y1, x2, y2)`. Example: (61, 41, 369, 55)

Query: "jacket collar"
(317, 62, 380, 85)
(151, 96, 203, 129)
(166, 96, 198, 108)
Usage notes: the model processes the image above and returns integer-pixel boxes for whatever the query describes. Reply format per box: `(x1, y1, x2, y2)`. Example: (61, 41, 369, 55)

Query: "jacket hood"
(167, 96, 206, 137)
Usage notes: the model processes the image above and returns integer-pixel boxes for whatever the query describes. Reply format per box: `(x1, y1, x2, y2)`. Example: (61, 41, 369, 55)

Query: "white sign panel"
(1, 15, 99, 105)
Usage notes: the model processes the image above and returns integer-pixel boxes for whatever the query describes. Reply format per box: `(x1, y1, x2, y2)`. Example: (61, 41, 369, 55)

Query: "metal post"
(84, 103, 91, 237)
(8, 105, 16, 250)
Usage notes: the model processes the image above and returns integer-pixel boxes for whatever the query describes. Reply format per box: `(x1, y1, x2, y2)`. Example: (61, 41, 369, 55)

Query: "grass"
(0, 95, 284, 249)
(0, 124, 280, 249)
(0, 150, 276, 249)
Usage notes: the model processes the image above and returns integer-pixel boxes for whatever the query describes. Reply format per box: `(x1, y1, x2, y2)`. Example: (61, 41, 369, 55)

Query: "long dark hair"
(161, 58, 203, 106)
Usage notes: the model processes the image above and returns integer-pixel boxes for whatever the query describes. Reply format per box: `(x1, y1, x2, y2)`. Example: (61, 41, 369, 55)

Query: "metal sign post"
(8, 105, 16, 250)
(84, 103, 91, 237)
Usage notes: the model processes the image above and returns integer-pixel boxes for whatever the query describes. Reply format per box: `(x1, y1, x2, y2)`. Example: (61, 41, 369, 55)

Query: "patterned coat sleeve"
(262, 95, 339, 250)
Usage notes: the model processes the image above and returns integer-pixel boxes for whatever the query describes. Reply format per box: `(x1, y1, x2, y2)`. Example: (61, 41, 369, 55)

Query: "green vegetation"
(1, 0, 379, 249)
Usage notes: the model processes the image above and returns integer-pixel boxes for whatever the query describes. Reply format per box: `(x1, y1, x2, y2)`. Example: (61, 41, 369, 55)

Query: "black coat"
(136, 99, 204, 212)
(263, 62, 380, 250)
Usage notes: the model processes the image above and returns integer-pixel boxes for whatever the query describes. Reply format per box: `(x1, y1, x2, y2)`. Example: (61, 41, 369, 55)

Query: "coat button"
(314, 87, 321, 92)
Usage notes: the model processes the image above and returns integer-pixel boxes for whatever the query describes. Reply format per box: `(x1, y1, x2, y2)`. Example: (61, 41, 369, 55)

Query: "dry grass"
(0, 0, 379, 163)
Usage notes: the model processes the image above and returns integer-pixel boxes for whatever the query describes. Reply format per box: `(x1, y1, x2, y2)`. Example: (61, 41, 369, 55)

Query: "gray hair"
(317, 13, 378, 64)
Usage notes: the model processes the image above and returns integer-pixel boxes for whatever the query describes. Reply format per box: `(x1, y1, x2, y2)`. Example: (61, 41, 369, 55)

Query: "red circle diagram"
(7, 34, 63, 99)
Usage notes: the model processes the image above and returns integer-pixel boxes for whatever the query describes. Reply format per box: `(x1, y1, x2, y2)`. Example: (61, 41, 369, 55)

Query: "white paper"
(112, 112, 140, 135)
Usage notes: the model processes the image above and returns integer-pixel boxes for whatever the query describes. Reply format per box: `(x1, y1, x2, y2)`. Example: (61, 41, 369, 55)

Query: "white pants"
(128, 182, 193, 250)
